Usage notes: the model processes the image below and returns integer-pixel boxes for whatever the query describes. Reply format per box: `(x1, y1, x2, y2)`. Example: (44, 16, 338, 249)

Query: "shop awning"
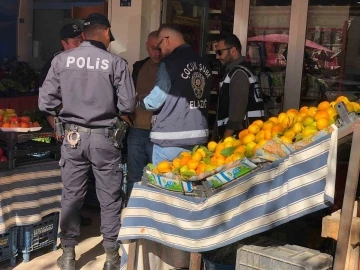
(118, 129, 338, 269)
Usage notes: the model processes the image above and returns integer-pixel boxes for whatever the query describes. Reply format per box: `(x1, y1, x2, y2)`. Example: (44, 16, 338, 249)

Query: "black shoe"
(103, 247, 121, 270)
(57, 247, 75, 270)
(80, 215, 92, 226)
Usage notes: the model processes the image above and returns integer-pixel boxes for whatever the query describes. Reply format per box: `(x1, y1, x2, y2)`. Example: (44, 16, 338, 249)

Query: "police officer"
(215, 33, 265, 139)
(39, 13, 135, 270)
(140, 24, 211, 165)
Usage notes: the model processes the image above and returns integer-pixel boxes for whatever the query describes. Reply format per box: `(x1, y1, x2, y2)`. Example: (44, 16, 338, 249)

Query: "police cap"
(83, 13, 115, 42)
(60, 23, 82, 40)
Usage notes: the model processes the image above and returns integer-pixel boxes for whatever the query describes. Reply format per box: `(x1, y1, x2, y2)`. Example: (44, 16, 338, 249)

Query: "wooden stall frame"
(334, 118, 360, 269)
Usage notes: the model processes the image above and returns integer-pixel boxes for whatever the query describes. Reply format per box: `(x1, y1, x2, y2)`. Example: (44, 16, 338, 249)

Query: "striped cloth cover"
(0, 161, 62, 234)
(118, 128, 338, 269)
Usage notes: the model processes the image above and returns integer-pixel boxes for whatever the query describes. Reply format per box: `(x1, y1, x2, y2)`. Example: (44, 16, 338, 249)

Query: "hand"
(120, 115, 134, 126)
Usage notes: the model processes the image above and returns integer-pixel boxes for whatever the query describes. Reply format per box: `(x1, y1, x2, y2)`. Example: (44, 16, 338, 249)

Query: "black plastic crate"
(18, 212, 59, 262)
(0, 227, 19, 266)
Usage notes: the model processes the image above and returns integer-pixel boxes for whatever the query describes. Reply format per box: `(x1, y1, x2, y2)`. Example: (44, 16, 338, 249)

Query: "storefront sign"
(120, 0, 131, 6)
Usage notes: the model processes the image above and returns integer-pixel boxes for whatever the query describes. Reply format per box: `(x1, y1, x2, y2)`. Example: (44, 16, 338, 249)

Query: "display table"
(118, 129, 339, 270)
(0, 161, 62, 234)
(0, 95, 38, 114)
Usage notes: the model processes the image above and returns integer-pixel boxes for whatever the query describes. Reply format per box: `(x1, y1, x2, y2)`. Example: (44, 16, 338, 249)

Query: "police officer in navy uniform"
(39, 23, 93, 227)
(39, 13, 135, 270)
(215, 33, 265, 139)
(140, 24, 211, 165)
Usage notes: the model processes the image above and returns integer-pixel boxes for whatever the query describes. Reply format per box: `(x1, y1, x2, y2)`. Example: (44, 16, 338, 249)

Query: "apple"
(0, 156, 7, 162)
(10, 116, 20, 123)
(0, 148, 3, 157)
(20, 116, 30, 123)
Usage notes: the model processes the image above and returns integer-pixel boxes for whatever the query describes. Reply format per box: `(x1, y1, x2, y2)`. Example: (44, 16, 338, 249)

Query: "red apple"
(20, 116, 31, 123)
(0, 148, 3, 157)
(10, 116, 20, 123)
(0, 156, 7, 162)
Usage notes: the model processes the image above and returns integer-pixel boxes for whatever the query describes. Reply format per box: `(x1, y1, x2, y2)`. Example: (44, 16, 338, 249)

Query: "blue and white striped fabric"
(118, 129, 338, 269)
(0, 162, 62, 234)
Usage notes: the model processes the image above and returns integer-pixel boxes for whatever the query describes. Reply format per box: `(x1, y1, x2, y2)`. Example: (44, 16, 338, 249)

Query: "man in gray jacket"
(39, 13, 135, 270)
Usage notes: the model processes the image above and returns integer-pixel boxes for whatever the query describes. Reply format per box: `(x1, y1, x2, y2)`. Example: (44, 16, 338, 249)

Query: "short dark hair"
(83, 24, 107, 37)
(157, 23, 182, 35)
(218, 33, 242, 53)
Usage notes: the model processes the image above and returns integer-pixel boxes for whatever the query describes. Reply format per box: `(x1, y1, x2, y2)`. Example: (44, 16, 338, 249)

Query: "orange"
(264, 129, 272, 140)
(314, 110, 329, 121)
(192, 151, 203, 162)
(157, 161, 172, 173)
(280, 136, 293, 144)
(210, 156, 217, 165)
(255, 130, 265, 142)
(303, 126, 318, 138)
(180, 151, 191, 157)
(318, 101, 330, 111)
(287, 109, 299, 119)
(225, 156, 233, 164)
(257, 139, 268, 147)
(283, 129, 296, 140)
(280, 115, 292, 129)
(271, 124, 285, 138)
(224, 141, 233, 148)
(350, 102, 360, 113)
(153, 169, 159, 174)
(180, 156, 191, 166)
(233, 152, 245, 161)
(196, 163, 207, 174)
(224, 136, 236, 143)
(207, 141, 217, 152)
(299, 106, 309, 114)
(307, 107, 318, 117)
(172, 158, 181, 168)
(262, 120, 275, 130)
(241, 133, 256, 145)
(216, 156, 225, 166)
(234, 145, 246, 154)
(196, 148, 206, 158)
(187, 159, 199, 170)
(2, 123, 10, 128)
(238, 129, 249, 139)
(346, 103, 354, 113)
(252, 120, 264, 128)
(268, 117, 279, 124)
(303, 116, 315, 127)
(316, 118, 329, 130)
(292, 122, 302, 134)
(248, 124, 261, 135)
(215, 143, 225, 153)
(233, 140, 241, 147)
(245, 142, 257, 158)
(330, 101, 336, 108)
(326, 107, 338, 118)
(277, 112, 287, 124)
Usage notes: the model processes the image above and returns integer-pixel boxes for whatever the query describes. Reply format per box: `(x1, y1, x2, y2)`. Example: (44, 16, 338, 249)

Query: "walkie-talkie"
(48, 108, 64, 141)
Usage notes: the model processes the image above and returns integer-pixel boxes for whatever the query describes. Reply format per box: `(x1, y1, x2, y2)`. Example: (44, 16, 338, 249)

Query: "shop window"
(246, 0, 292, 117)
(300, 0, 360, 107)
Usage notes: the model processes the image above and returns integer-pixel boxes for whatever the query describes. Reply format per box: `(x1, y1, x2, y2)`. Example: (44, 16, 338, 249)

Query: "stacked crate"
(0, 227, 19, 267)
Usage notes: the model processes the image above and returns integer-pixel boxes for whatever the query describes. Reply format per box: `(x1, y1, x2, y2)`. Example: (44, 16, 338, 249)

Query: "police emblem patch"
(191, 72, 205, 99)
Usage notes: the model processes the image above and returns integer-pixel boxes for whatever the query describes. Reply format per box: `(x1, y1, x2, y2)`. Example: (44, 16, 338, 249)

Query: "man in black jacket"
(126, 31, 160, 198)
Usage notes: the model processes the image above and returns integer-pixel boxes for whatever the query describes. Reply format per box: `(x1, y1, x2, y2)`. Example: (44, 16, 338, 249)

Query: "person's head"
(216, 33, 242, 66)
(156, 24, 185, 56)
(82, 13, 115, 48)
(60, 23, 83, 51)
(146, 31, 161, 64)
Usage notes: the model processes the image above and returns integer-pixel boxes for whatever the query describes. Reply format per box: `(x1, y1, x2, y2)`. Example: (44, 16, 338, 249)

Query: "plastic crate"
(18, 212, 59, 262)
(0, 227, 18, 266)
(236, 237, 333, 270)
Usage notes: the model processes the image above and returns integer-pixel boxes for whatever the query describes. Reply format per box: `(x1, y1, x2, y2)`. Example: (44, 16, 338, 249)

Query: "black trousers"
(58, 130, 123, 249)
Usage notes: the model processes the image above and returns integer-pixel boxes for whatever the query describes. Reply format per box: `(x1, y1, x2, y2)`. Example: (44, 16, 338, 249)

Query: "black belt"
(65, 124, 114, 136)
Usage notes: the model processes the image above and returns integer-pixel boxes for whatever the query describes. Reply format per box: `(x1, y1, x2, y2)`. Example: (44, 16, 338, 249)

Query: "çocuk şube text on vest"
(217, 62, 265, 131)
(150, 44, 212, 147)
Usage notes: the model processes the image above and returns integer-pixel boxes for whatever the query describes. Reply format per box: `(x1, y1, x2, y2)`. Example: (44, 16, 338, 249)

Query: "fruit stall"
(117, 96, 360, 270)
(0, 107, 62, 266)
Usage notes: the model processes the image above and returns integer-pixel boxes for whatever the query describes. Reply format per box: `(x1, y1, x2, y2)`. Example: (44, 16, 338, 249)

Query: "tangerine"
(20, 122, 30, 128)
(268, 117, 279, 124)
(346, 103, 354, 113)
(238, 129, 249, 139)
(255, 130, 265, 142)
(157, 161, 172, 173)
(172, 158, 181, 168)
(299, 106, 309, 114)
(264, 129, 272, 140)
(187, 159, 199, 170)
(207, 141, 217, 152)
(316, 118, 329, 130)
(248, 124, 260, 134)
(318, 101, 330, 111)
(234, 145, 246, 154)
(192, 151, 203, 162)
(180, 156, 191, 166)
(2, 123, 10, 128)
(314, 110, 329, 121)
(262, 120, 275, 130)
(215, 143, 225, 153)
(307, 107, 318, 117)
(280, 136, 293, 144)
(196, 163, 207, 174)
(252, 120, 264, 128)
(241, 133, 256, 145)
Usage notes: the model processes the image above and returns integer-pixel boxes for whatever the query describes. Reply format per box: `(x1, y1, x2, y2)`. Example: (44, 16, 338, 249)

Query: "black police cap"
(60, 23, 82, 40)
(83, 13, 115, 42)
